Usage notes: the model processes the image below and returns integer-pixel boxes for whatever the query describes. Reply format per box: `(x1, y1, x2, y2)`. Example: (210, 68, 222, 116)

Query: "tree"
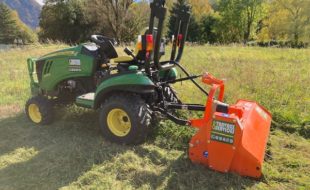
(241, 0, 264, 42)
(90, 0, 134, 42)
(39, 0, 150, 43)
(168, 0, 199, 42)
(258, 0, 310, 46)
(121, 1, 150, 42)
(216, 0, 265, 43)
(188, 0, 212, 21)
(0, 3, 37, 44)
(11, 11, 38, 43)
(0, 3, 17, 43)
(39, 0, 94, 43)
(200, 13, 219, 43)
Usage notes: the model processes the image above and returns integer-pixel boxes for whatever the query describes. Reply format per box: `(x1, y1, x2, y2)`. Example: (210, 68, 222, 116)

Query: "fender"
(93, 72, 155, 109)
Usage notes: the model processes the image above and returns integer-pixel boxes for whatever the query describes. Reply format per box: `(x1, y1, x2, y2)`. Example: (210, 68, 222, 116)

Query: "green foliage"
(11, 11, 38, 43)
(39, 0, 93, 43)
(121, 1, 150, 42)
(37, 0, 309, 46)
(0, 3, 37, 44)
(39, 0, 148, 43)
(0, 3, 17, 43)
(257, 0, 310, 47)
(200, 14, 219, 43)
(0, 0, 41, 28)
(167, 0, 203, 42)
(216, 0, 264, 43)
(188, 0, 212, 21)
(167, 0, 265, 44)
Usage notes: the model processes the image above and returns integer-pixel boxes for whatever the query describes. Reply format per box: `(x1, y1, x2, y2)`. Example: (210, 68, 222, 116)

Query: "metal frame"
(145, 0, 210, 125)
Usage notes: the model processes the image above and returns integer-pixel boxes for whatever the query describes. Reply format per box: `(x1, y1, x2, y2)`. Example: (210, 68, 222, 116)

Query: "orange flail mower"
(189, 73, 272, 178)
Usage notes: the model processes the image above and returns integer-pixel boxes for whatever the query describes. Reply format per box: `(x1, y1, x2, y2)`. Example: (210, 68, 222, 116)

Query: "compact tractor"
(26, 0, 271, 178)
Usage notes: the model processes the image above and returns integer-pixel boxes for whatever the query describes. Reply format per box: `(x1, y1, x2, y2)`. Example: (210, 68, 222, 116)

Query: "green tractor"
(25, 0, 272, 178)
(26, 0, 190, 144)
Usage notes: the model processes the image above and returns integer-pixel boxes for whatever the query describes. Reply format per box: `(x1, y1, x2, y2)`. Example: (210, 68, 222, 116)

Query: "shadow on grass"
(0, 109, 258, 189)
(128, 150, 257, 190)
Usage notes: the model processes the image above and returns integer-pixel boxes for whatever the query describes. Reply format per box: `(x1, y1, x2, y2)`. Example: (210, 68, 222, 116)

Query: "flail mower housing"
(189, 73, 271, 178)
(25, 0, 271, 178)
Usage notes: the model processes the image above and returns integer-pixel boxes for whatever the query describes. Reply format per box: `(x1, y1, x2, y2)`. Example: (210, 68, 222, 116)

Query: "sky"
(35, 0, 44, 5)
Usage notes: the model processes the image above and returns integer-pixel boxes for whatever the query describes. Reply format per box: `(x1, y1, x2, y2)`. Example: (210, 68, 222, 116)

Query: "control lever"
(124, 47, 136, 59)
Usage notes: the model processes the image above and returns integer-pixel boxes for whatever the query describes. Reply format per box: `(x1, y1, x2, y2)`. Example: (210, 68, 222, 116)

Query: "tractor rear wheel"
(25, 96, 53, 125)
(99, 93, 152, 144)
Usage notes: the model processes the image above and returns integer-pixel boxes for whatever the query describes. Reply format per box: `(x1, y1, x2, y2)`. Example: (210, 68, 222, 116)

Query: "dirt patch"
(0, 105, 22, 119)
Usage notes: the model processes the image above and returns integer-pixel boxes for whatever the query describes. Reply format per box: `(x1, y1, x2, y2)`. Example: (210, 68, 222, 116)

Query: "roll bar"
(170, 5, 191, 63)
(147, 0, 166, 69)
(147, 0, 191, 70)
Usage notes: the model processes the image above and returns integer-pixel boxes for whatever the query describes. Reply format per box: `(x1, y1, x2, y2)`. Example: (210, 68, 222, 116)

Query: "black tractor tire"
(25, 96, 54, 125)
(99, 93, 152, 144)
(163, 85, 180, 104)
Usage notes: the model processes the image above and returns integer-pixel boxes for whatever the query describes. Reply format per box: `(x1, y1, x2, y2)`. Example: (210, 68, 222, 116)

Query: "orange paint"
(189, 73, 271, 178)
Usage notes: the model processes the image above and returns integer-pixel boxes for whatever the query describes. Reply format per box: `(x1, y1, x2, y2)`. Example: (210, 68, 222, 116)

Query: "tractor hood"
(37, 43, 98, 61)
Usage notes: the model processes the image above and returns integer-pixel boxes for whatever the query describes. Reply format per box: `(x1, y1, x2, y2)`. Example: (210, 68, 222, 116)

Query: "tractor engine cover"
(189, 100, 271, 178)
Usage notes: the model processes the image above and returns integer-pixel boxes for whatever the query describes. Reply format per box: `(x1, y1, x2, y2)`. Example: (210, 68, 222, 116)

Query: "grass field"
(0, 44, 309, 190)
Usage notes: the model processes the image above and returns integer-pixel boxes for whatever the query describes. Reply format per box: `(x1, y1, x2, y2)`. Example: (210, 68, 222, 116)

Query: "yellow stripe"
(211, 131, 234, 138)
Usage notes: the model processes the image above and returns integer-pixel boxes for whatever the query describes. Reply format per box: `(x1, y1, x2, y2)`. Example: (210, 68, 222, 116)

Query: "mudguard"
(93, 72, 155, 109)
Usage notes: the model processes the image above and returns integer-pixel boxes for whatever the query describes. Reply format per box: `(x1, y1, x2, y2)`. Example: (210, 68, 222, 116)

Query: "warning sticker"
(211, 120, 235, 144)
(69, 59, 81, 72)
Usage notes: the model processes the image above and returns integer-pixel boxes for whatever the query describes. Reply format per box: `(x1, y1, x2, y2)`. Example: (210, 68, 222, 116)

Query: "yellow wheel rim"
(107, 108, 132, 137)
(28, 104, 42, 123)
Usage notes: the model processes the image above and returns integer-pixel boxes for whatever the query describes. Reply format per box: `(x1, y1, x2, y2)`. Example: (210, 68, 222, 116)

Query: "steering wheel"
(91, 35, 117, 46)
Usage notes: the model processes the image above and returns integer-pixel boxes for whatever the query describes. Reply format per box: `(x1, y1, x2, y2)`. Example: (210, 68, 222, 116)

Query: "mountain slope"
(0, 0, 41, 28)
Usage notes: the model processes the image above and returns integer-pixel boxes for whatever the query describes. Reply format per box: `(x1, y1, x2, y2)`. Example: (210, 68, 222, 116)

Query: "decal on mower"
(69, 59, 81, 72)
(211, 120, 235, 144)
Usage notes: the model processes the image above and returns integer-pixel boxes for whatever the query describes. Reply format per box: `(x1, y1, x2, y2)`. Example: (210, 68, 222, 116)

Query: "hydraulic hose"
(174, 62, 209, 96)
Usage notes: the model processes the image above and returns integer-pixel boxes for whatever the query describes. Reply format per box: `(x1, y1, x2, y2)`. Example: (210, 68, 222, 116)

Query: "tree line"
(1, 0, 309, 47)
(169, 0, 310, 47)
(39, 0, 149, 44)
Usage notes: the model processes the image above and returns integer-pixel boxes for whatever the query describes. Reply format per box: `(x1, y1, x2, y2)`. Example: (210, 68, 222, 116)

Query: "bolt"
(189, 143, 194, 148)
(207, 140, 210, 143)
(232, 146, 236, 150)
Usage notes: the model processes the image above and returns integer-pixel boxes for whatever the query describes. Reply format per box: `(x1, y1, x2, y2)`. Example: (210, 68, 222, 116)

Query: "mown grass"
(0, 44, 309, 189)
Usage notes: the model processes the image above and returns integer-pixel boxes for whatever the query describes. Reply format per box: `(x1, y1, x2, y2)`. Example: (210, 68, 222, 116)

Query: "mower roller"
(25, 0, 271, 178)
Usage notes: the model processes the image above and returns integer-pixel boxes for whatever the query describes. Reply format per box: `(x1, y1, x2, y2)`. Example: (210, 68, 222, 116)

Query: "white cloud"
(35, 0, 44, 5)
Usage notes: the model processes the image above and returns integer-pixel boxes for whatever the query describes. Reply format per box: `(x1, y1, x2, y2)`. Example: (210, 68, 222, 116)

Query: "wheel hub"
(28, 104, 42, 123)
(107, 108, 131, 137)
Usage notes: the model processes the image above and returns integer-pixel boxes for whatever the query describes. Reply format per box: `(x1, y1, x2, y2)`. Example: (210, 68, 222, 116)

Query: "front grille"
(36, 60, 45, 82)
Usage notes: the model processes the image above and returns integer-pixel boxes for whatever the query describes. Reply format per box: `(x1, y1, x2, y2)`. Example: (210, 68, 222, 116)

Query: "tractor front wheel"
(25, 96, 53, 125)
(99, 93, 152, 144)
